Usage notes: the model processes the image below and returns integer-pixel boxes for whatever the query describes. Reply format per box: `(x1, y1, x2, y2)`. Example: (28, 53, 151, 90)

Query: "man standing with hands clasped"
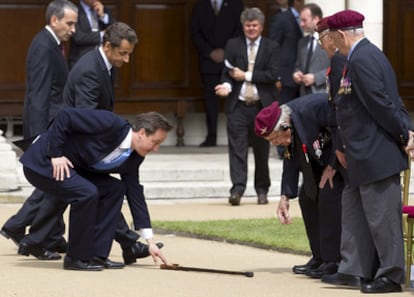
(215, 7, 280, 206)
(321, 10, 412, 293)
(191, 0, 244, 147)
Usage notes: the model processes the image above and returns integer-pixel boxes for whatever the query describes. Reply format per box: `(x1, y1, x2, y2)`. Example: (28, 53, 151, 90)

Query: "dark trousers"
(4, 187, 139, 251)
(22, 167, 124, 260)
(201, 73, 222, 143)
(299, 169, 343, 263)
(3, 188, 65, 249)
(226, 101, 270, 195)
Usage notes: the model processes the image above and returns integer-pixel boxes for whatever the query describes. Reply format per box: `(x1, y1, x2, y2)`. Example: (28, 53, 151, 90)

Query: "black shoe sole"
(64, 265, 103, 271)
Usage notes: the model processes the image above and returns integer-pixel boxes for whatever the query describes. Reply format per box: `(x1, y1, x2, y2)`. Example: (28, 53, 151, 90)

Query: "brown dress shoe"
(228, 193, 241, 206)
(257, 193, 268, 205)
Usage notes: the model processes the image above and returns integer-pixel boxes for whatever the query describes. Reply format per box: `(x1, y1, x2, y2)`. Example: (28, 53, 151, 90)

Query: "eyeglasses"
(317, 33, 330, 45)
(280, 123, 291, 131)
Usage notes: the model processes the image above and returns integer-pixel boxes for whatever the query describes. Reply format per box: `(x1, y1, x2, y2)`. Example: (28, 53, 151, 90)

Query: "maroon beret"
(254, 101, 281, 137)
(328, 10, 365, 31)
(316, 17, 330, 34)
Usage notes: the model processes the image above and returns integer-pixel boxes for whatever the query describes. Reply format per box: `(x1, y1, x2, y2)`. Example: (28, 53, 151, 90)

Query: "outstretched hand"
(147, 239, 169, 265)
(277, 196, 292, 224)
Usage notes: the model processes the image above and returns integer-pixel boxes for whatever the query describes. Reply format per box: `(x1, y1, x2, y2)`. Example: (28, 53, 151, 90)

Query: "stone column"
(347, 0, 383, 49)
(0, 130, 19, 192)
(311, 0, 384, 50)
(312, 0, 345, 16)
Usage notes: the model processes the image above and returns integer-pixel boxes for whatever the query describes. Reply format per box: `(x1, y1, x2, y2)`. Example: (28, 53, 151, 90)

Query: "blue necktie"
(91, 148, 132, 171)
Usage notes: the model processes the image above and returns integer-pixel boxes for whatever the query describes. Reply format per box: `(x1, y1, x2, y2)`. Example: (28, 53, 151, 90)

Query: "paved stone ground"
(0, 200, 413, 297)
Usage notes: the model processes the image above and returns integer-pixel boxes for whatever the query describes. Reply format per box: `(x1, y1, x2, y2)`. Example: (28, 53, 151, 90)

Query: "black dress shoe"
(361, 276, 401, 293)
(47, 237, 67, 253)
(18, 242, 61, 260)
(292, 257, 322, 274)
(257, 193, 268, 205)
(321, 272, 362, 288)
(63, 256, 104, 271)
(229, 193, 242, 206)
(93, 257, 125, 269)
(122, 242, 164, 265)
(0, 227, 24, 246)
(305, 262, 338, 279)
(199, 140, 217, 147)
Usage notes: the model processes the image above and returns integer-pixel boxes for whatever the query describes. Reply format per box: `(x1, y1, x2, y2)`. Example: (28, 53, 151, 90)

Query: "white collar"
(45, 25, 60, 45)
(99, 46, 113, 73)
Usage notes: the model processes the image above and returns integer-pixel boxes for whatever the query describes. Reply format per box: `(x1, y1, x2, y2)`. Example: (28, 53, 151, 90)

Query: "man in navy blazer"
(68, 0, 113, 68)
(65, 22, 164, 265)
(215, 8, 279, 206)
(323, 10, 411, 293)
(19, 108, 172, 270)
(191, 0, 244, 147)
(1, 0, 78, 254)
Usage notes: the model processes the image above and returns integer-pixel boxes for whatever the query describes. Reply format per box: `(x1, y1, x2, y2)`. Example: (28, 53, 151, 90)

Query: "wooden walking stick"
(160, 263, 254, 278)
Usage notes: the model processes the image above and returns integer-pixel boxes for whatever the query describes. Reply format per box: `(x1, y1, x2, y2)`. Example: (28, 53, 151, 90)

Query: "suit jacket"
(222, 36, 280, 113)
(281, 93, 336, 198)
(268, 7, 303, 87)
(295, 35, 329, 96)
(23, 28, 69, 138)
(63, 49, 114, 110)
(334, 38, 409, 186)
(20, 108, 151, 229)
(190, 0, 243, 74)
(68, 3, 112, 68)
(327, 51, 347, 173)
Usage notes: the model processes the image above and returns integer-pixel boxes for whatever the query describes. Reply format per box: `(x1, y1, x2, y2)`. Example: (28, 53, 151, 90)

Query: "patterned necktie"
(59, 43, 65, 57)
(91, 148, 132, 171)
(244, 42, 257, 103)
(90, 7, 99, 31)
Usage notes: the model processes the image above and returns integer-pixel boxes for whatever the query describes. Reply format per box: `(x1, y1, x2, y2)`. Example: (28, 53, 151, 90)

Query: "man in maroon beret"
(322, 9, 412, 293)
(255, 93, 344, 279)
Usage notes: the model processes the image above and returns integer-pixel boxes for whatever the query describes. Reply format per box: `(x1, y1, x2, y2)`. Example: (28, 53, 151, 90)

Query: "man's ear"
(50, 15, 58, 27)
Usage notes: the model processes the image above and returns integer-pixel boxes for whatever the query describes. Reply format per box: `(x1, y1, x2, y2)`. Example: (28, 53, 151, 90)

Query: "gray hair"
(344, 28, 365, 37)
(46, 0, 78, 24)
(274, 105, 292, 131)
(102, 22, 138, 47)
(240, 7, 265, 26)
(130, 112, 173, 136)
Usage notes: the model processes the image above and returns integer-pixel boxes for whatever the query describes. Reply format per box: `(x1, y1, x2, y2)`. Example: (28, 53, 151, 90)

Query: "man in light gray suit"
(292, 3, 329, 96)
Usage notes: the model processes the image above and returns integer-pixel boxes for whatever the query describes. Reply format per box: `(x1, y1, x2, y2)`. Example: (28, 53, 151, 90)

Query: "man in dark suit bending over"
(19, 108, 172, 270)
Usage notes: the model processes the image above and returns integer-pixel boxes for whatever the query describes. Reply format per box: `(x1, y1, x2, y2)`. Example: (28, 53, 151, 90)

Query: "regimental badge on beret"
(255, 101, 281, 137)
